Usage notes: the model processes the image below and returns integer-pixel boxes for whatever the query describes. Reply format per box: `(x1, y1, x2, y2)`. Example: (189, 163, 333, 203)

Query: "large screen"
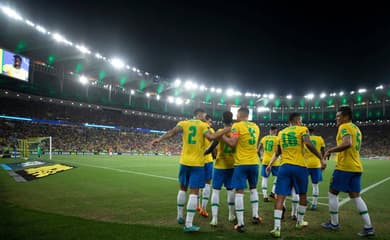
(230, 106, 253, 121)
(0, 48, 30, 82)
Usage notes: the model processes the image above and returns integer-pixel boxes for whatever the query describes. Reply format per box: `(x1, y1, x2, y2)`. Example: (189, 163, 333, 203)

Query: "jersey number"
(223, 144, 236, 154)
(248, 128, 256, 145)
(281, 132, 298, 147)
(188, 126, 197, 144)
(264, 140, 274, 151)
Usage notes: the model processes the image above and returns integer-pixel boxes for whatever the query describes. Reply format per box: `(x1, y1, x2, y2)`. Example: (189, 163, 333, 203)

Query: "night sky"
(12, 1, 390, 95)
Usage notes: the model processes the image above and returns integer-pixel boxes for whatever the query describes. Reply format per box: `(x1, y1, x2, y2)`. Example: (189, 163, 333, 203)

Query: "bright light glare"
(25, 19, 35, 27)
(174, 79, 181, 87)
(320, 93, 326, 98)
(376, 85, 384, 90)
(36, 25, 47, 34)
(268, 93, 275, 99)
(110, 58, 125, 69)
(176, 97, 183, 105)
(226, 89, 235, 97)
(304, 93, 314, 100)
(286, 94, 292, 99)
(1, 6, 23, 21)
(358, 88, 367, 93)
(79, 75, 88, 85)
(76, 45, 91, 54)
(168, 96, 174, 103)
(216, 88, 222, 94)
(257, 107, 270, 112)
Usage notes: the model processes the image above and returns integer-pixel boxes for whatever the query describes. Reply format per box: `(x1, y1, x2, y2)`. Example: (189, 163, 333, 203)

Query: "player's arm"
(257, 142, 263, 158)
(205, 127, 230, 141)
(303, 134, 326, 169)
(204, 140, 219, 155)
(323, 135, 352, 160)
(151, 126, 181, 146)
(221, 133, 238, 148)
(266, 145, 281, 174)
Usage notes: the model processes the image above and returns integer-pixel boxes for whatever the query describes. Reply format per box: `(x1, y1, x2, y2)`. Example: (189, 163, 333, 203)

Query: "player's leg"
(200, 162, 213, 217)
(210, 168, 223, 226)
(225, 168, 236, 221)
(248, 164, 262, 224)
(232, 166, 246, 232)
(291, 187, 299, 220)
(261, 165, 269, 202)
(322, 170, 342, 230)
(310, 168, 322, 210)
(270, 166, 279, 199)
(293, 165, 309, 228)
(177, 165, 188, 224)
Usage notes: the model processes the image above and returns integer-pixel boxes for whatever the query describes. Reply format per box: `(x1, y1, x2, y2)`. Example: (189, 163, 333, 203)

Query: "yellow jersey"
(305, 135, 325, 168)
(260, 135, 280, 166)
(231, 121, 260, 166)
(177, 119, 210, 167)
(204, 128, 215, 163)
(335, 122, 363, 172)
(278, 125, 309, 167)
(214, 129, 235, 169)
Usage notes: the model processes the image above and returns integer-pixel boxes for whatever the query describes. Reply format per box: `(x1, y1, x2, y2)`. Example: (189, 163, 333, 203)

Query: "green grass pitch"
(0, 155, 389, 239)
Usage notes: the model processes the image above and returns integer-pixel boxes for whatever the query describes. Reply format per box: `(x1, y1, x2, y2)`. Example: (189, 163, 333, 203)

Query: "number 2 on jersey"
(188, 126, 197, 144)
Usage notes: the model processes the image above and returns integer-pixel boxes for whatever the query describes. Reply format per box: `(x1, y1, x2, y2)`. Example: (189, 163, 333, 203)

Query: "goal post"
(17, 136, 52, 160)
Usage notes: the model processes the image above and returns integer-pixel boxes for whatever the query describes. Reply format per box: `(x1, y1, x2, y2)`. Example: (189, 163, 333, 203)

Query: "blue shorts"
(212, 168, 234, 190)
(232, 165, 259, 190)
(204, 162, 213, 181)
(178, 164, 205, 189)
(275, 164, 308, 196)
(330, 170, 362, 193)
(261, 165, 279, 177)
(308, 168, 323, 184)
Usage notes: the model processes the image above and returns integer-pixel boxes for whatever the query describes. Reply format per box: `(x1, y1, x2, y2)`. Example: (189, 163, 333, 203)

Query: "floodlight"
(1, 6, 23, 21)
(268, 93, 275, 99)
(110, 58, 125, 69)
(286, 94, 292, 99)
(79, 75, 88, 85)
(320, 93, 326, 98)
(174, 78, 181, 87)
(257, 107, 270, 112)
(375, 85, 384, 90)
(358, 88, 366, 93)
(304, 93, 314, 100)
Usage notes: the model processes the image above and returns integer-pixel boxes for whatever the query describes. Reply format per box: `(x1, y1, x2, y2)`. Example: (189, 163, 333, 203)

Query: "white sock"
(291, 188, 299, 217)
(201, 184, 211, 209)
(211, 189, 220, 219)
(250, 189, 259, 218)
(328, 192, 339, 225)
(227, 190, 235, 217)
(297, 205, 307, 224)
(235, 193, 244, 226)
(177, 190, 186, 219)
(274, 209, 283, 230)
(352, 197, 372, 229)
(261, 177, 268, 197)
(312, 184, 319, 205)
(198, 189, 201, 207)
(271, 177, 277, 193)
(185, 194, 198, 227)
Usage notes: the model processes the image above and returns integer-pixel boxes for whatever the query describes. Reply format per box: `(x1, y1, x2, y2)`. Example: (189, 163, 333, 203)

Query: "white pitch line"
(339, 176, 390, 207)
(56, 160, 177, 181)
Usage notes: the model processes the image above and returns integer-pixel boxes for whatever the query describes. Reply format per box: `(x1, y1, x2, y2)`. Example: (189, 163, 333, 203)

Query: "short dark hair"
(308, 127, 314, 134)
(338, 106, 352, 120)
(193, 108, 205, 116)
(238, 107, 249, 116)
(222, 111, 233, 125)
(13, 55, 22, 61)
(270, 126, 277, 131)
(205, 114, 212, 121)
(289, 112, 301, 122)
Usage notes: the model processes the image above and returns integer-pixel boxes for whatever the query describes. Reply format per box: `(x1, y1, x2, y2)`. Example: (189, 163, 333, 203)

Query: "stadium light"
(95, 53, 103, 59)
(174, 78, 181, 87)
(79, 75, 88, 85)
(210, 87, 216, 92)
(226, 88, 235, 97)
(304, 93, 314, 100)
(235, 91, 242, 96)
(257, 106, 270, 112)
(263, 94, 268, 98)
(286, 94, 292, 100)
(339, 91, 344, 96)
(52, 33, 72, 45)
(176, 97, 183, 105)
(376, 85, 384, 90)
(110, 58, 125, 69)
(199, 85, 206, 91)
(25, 19, 35, 27)
(350, 91, 355, 95)
(245, 92, 252, 97)
(320, 93, 326, 98)
(185, 99, 190, 104)
(146, 92, 150, 98)
(1, 6, 23, 21)
(167, 96, 174, 103)
(35, 25, 47, 34)
(268, 93, 275, 99)
(76, 45, 91, 54)
(156, 95, 160, 100)
(130, 89, 135, 95)
(358, 88, 367, 93)
(330, 92, 337, 97)
(184, 80, 192, 90)
(216, 88, 222, 94)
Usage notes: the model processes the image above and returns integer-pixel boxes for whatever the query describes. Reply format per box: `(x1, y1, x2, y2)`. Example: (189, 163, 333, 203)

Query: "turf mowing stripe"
(339, 176, 390, 207)
(55, 160, 177, 181)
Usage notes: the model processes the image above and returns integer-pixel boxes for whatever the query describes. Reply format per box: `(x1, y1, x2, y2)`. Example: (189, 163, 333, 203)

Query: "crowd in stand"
(1, 96, 390, 157)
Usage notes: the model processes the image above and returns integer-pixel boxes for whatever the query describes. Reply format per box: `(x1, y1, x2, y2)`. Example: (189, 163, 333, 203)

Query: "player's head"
(193, 108, 206, 120)
(205, 114, 213, 126)
(13, 55, 22, 68)
(336, 106, 352, 126)
(269, 125, 278, 135)
(289, 112, 302, 126)
(237, 107, 249, 121)
(222, 111, 233, 126)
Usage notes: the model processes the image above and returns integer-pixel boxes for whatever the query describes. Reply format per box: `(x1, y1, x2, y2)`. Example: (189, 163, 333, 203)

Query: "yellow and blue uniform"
(260, 135, 280, 177)
(204, 128, 215, 181)
(331, 122, 363, 193)
(305, 135, 325, 184)
(275, 125, 310, 195)
(213, 130, 235, 190)
(230, 121, 260, 190)
(177, 119, 210, 188)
